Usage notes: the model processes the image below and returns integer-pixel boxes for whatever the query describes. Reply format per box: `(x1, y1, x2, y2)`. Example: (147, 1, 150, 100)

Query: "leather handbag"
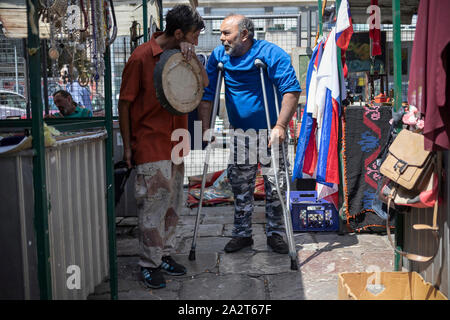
(380, 129, 433, 191)
(382, 150, 442, 263)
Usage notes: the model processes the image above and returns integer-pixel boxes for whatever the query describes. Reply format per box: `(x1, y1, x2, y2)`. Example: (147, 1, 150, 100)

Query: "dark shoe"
(160, 256, 187, 276)
(141, 267, 166, 289)
(224, 237, 254, 253)
(267, 233, 289, 254)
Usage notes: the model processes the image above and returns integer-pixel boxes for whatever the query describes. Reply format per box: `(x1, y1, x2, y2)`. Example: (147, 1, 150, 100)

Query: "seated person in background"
(66, 68, 93, 111)
(50, 90, 93, 118)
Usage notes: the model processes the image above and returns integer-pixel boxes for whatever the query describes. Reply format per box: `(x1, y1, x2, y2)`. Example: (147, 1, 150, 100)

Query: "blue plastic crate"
(289, 191, 339, 232)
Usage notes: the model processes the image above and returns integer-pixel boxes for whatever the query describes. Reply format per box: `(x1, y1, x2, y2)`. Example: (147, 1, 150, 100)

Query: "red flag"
(369, 0, 382, 56)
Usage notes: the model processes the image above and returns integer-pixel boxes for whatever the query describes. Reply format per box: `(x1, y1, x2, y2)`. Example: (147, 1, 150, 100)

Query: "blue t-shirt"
(203, 39, 301, 131)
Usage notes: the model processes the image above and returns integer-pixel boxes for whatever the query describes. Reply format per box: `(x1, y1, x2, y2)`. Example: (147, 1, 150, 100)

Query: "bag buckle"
(394, 159, 408, 174)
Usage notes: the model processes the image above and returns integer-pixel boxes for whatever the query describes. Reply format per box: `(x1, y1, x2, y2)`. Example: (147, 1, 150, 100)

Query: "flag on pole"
(336, 0, 354, 78)
(292, 39, 324, 180)
(314, 27, 344, 209)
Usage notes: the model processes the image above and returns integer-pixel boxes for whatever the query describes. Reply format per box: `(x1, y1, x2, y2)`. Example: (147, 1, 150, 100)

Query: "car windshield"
(0, 92, 26, 110)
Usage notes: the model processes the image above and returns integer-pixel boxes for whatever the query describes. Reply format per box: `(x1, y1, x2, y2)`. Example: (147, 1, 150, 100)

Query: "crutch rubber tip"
(290, 259, 299, 271)
(188, 250, 196, 261)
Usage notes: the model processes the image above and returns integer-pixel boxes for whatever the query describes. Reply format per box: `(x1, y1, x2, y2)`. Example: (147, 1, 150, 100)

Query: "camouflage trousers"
(227, 130, 289, 238)
(135, 160, 184, 268)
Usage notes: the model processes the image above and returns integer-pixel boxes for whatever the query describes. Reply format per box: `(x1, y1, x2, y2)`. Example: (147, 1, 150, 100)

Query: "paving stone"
(301, 277, 339, 300)
(118, 217, 138, 226)
(95, 203, 399, 301)
(94, 278, 143, 295)
(116, 226, 135, 236)
(117, 237, 139, 256)
(179, 273, 266, 300)
(310, 232, 360, 249)
(359, 250, 395, 272)
(219, 252, 292, 275)
(116, 256, 140, 281)
(202, 212, 234, 224)
(180, 207, 196, 216)
(176, 224, 224, 239)
(176, 236, 230, 255)
(169, 253, 219, 277)
(297, 249, 364, 278)
(178, 215, 199, 226)
(119, 279, 181, 300)
(266, 272, 306, 300)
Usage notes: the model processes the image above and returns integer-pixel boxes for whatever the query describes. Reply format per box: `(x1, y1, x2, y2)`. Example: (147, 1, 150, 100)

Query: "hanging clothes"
(408, 0, 450, 151)
(368, 0, 382, 57)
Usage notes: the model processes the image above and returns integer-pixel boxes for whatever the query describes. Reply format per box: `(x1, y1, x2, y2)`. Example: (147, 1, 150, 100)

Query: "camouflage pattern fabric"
(227, 131, 288, 238)
(135, 160, 184, 268)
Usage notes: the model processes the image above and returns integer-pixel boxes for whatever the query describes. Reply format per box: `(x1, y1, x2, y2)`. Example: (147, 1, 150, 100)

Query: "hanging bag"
(379, 129, 441, 263)
(379, 129, 434, 191)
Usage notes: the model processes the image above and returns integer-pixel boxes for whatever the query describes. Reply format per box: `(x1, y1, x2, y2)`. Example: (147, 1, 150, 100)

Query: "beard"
(223, 39, 245, 57)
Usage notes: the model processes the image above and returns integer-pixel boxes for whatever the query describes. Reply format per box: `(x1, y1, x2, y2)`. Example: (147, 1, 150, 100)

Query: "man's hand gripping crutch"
(189, 62, 225, 261)
(254, 58, 299, 270)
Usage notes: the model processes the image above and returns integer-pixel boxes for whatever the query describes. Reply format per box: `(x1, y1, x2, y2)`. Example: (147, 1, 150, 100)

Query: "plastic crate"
(289, 191, 339, 232)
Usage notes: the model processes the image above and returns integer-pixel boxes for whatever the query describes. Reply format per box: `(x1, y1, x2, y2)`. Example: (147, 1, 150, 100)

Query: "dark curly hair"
(53, 89, 73, 100)
(164, 4, 205, 36)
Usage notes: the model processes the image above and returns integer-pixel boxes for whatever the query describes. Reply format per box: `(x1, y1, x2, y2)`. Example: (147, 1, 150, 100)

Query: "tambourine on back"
(154, 49, 204, 116)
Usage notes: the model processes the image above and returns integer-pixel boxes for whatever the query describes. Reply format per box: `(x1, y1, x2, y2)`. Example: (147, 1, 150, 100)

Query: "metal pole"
(41, 39, 49, 115)
(23, 38, 31, 119)
(26, 0, 52, 300)
(104, 46, 118, 300)
(297, 14, 301, 47)
(143, 0, 148, 42)
(318, 0, 323, 38)
(392, 0, 404, 271)
(14, 45, 19, 94)
(307, 9, 312, 49)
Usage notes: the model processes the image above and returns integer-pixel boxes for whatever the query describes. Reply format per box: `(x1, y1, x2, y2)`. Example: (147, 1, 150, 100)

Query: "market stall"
(0, 0, 162, 300)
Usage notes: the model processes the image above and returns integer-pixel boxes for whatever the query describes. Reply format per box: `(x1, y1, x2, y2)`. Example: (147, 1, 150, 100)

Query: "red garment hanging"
(369, 0, 381, 56)
(408, 0, 450, 151)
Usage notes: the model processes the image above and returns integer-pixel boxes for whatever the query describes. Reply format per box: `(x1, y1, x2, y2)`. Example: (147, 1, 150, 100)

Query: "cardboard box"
(338, 272, 447, 300)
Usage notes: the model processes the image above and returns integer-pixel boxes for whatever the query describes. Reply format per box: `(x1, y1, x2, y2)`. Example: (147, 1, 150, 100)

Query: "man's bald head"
(225, 14, 254, 40)
(220, 14, 254, 56)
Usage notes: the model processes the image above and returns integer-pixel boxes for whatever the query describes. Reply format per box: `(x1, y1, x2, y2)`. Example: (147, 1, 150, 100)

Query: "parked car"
(0, 90, 27, 119)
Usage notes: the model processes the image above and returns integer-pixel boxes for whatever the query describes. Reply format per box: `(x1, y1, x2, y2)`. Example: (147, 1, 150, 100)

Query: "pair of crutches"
(189, 60, 298, 271)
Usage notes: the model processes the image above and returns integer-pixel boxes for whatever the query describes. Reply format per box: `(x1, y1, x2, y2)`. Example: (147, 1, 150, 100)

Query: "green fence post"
(143, 0, 148, 42)
(392, 0, 404, 271)
(104, 46, 118, 300)
(26, 0, 52, 300)
(318, 0, 323, 38)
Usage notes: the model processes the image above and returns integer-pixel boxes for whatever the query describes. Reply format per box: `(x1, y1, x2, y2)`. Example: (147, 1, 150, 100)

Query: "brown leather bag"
(380, 129, 433, 191)
(380, 132, 442, 263)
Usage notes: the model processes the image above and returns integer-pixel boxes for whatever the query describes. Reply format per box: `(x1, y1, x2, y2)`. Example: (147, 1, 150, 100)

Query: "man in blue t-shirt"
(198, 14, 301, 254)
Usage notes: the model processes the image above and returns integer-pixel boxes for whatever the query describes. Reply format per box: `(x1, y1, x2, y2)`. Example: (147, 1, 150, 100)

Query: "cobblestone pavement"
(88, 194, 394, 300)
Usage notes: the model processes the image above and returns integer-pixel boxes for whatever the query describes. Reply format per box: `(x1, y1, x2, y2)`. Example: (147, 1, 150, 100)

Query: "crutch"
(254, 58, 298, 270)
(189, 62, 225, 261)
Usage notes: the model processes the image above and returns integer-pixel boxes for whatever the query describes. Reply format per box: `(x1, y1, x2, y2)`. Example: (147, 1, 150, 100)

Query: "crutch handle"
(217, 61, 224, 71)
(254, 58, 267, 69)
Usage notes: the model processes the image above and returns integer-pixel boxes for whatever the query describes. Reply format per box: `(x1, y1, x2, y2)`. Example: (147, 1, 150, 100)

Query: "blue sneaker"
(160, 256, 187, 276)
(141, 267, 166, 289)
